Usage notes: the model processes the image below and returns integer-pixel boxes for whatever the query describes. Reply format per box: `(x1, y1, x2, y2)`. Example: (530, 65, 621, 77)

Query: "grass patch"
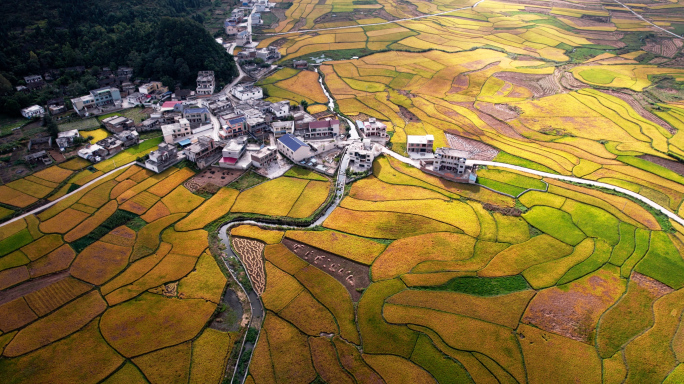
(226, 171, 268, 191)
(522, 206, 586, 245)
(494, 151, 558, 174)
(70, 209, 139, 253)
(283, 166, 328, 181)
(422, 275, 529, 296)
(477, 177, 526, 196)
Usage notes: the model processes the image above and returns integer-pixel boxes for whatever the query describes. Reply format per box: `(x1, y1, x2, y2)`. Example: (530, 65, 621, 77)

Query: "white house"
(230, 84, 263, 101)
(21, 105, 45, 119)
(277, 134, 311, 163)
(161, 118, 192, 144)
(268, 100, 290, 118)
(236, 30, 251, 46)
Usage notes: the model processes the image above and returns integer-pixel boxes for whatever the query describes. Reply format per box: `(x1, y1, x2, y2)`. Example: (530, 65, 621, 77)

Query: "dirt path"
(0, 271, 71, 306)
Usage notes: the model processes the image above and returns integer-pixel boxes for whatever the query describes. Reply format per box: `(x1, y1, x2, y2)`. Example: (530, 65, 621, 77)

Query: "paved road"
(468, 160, 684, 227)
(259, 0, 487, 36)
(0, 162, 135, 229)
(611, 0, 683, 39)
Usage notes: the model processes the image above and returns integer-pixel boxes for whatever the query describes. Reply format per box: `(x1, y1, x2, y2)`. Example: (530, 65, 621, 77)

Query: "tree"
(43, 114, 59, 139)
(300, 100, 308, 112)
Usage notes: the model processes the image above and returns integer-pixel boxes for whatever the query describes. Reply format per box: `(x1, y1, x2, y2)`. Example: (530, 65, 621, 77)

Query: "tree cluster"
(0, 0, 238, 115)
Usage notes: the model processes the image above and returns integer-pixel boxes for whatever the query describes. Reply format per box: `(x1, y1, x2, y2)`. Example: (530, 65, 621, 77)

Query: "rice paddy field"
(228, 154, 684, 384)
(6, 0, 684, 381)
(0, 164, 333, 384)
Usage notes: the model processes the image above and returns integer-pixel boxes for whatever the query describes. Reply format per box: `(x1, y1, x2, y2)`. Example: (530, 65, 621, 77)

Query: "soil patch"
(495, 72, 561, 98)
(522, 269, 624, 343)
(446, 133, 499, 161)
(232, 237, 266, 295)
(282, 238, 370, 301)
(639, 154, 684, 176)
(631, 271, 673, 297)
(482, 203, 522, 216)
(185, 166, 244, 193)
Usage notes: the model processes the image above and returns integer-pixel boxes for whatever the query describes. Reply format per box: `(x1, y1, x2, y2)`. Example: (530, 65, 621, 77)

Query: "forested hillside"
(0, 0, 237, 114)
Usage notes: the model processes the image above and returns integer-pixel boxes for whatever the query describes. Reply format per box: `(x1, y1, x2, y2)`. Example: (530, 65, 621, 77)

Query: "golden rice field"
(0, 162, 339, 384)
(231, 154, 684, 384)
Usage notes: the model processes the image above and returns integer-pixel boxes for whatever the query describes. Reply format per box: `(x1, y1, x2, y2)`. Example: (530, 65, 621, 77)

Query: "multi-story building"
(102, 115, 135, 133)
(348, 139, 379, 171)
(207, 99, 233, 115)
(196, 71, 215, 96)
(161, 118, 192, 144)
(21, 105, 45, 119)
(433, 147, 468, 174)
(219, 113, 247, 138)
(186, 136, 222, 169)
(407, 135, 434, 154)
(256, 46, 281, 61)
(268, 100, 290, 118)
(236, 30, 251, 46)
(271, 121, 294, 138)
(145, 143, 182, 173)
(96, 130, 140, 156)
(56, 129, 80, 150)
(183, 107, 211, 125)
(230, 84, 263, 101)
(71, 87, 122, 115)
(297, 119, 339, 139)
(251, 146, 277, 168)
(219, 139, 247, 168)
(356, 118, 388, 139)
(139, 81, 165, 95)
(277, 134, 311, 163)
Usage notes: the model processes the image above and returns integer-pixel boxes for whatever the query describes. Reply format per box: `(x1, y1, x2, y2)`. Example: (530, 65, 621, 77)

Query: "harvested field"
(23, 277, 91, 317)
(186, 167, 243, 192)
(523, 266, 625, 343)
(233, 237, 266, 295)
(284, 238, 370, 301)
(447, 133, 500, 160)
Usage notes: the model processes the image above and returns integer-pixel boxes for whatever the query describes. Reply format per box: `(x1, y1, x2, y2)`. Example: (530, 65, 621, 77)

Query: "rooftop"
(407, 135, 435, 144)
(278, 134, 307, 152)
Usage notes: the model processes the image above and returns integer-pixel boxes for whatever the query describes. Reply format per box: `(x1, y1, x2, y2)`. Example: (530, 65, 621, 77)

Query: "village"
(11, 0, 477, 186)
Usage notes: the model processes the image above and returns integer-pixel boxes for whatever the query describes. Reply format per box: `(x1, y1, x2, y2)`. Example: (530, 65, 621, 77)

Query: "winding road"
(611, 0, 683, 40)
